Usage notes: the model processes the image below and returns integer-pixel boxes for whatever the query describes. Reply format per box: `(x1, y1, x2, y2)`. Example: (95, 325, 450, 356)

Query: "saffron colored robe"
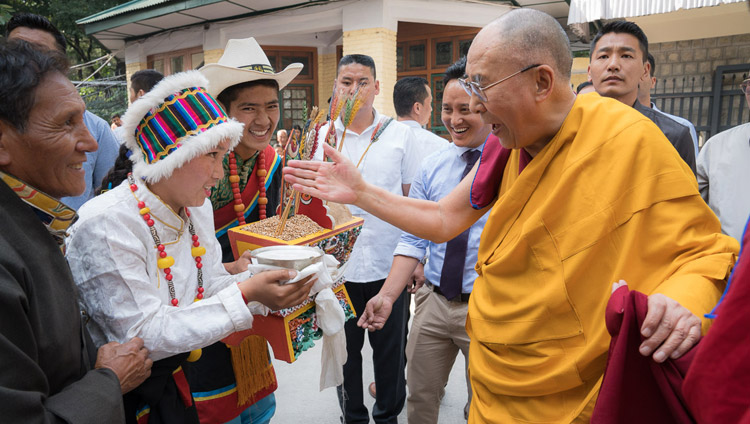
(467, 94, 739, 423)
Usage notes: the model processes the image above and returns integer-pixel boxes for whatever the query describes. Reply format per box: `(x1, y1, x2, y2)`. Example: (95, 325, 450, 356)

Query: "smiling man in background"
(359, 57, 489, 424)
(5, 13, 120, 209)
(0, 39, 152, 424)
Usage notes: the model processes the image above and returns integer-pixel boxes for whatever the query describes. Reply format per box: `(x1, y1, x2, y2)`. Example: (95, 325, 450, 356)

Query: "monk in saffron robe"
(283, 9, 739, 423)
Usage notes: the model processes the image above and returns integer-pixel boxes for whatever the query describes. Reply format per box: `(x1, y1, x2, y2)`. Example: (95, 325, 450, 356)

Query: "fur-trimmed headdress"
(121, 70, 243, 183)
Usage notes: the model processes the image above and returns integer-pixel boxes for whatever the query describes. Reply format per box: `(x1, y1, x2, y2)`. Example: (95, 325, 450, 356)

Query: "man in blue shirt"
(6, 13, 119, 210)
(358, 58, 491, 424)
(61, 111, 119, 208)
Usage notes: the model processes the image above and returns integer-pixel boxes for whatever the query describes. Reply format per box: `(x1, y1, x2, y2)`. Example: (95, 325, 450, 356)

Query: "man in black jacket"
(0, 40, 152, 423)
(588, 21, 696, 174)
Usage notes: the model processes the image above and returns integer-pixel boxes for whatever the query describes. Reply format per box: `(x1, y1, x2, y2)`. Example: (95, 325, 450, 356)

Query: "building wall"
(125, 62, 148, 102)
(343, 27, 398, 117)
(570, 57, 590, 89)
(203, 48, 224, 65)
(650, 34, 750, 90)
(649, 33, 750, 142)
(318, 52, 338, 112)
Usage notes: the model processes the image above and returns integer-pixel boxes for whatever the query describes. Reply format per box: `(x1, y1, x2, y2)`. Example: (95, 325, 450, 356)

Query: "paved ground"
(272, 300, 470, 423)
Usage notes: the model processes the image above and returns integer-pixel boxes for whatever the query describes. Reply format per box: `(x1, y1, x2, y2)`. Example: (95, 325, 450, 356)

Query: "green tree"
(0, 4, 15, 27)
(5, 0, 128, 120)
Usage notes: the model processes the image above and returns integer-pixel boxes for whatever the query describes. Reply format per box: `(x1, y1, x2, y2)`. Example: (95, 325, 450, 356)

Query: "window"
(191, 52, 204, 70)
(431, 74, 447, 135)
(261, 47, 317, 134)
(282, 55, 311, 77)
(458, 38, 473, 59)
(397, 23, 479, 134)
(282, 86, 313, 130)
(152, 59, 164, 75)
(409, 44, 426, 69)
(434, 39, 453, 67)
(147, 46, 204, 76)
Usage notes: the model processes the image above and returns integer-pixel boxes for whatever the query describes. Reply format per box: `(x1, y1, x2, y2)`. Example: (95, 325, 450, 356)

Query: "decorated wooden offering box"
(228, 211, 363, 363)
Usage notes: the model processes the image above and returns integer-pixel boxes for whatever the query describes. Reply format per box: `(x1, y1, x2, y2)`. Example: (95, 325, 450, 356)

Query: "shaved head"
(465, 8, 577, 157)
(480, 9, 573, 80)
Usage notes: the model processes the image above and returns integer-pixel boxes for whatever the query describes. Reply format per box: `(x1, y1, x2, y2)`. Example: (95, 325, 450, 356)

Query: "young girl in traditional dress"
(66, 71, 312, 423)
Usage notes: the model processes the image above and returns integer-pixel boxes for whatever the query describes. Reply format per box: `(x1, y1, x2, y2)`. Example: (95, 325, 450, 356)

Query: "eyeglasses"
(741, 79, 749, 94)
(458, 64, 542, 102)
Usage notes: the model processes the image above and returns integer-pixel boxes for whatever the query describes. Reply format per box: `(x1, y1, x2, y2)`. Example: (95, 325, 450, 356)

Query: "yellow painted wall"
(571, 56, 591, 89)
(317, 52, 338, 112)
(125, 61, 148, 103)
(203, 48, 224, 65)
(343, 27, 398, 117)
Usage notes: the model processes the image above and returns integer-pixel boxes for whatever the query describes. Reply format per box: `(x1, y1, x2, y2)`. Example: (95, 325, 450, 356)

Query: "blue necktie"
(439, 149, 481, 300)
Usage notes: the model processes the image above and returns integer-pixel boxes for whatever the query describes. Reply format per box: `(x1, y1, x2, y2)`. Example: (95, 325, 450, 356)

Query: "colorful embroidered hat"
(199, 37, 303, 98)
(121, 70, 243, 183)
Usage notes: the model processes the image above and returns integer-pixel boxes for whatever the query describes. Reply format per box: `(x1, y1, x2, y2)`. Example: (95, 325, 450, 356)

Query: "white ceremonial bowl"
(251, 245, 324, 271)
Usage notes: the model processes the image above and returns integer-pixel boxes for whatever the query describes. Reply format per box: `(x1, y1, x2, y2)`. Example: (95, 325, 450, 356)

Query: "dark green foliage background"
(1, 1, 129, 121)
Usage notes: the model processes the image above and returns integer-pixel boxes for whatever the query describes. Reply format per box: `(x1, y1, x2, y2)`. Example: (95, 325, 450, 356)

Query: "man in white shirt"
(697, 77, 750, 242)
(316, 54, 419, 424)
(393, 76, 448, 162)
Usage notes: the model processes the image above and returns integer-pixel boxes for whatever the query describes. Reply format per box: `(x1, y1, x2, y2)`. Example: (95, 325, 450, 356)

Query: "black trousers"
(337, 280, 407, 424)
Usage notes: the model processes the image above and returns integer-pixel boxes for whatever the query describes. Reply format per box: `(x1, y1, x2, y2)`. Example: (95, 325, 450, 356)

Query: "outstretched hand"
(357, 294, 394, 332)
(283, 143, 365, 205)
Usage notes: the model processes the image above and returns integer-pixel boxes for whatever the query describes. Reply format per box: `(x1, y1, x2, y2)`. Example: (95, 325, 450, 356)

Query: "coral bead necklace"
(228, 149, 268, 225)
(127, 173, 206, 307)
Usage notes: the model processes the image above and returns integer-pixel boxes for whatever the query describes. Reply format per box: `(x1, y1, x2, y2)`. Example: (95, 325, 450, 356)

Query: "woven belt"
(425, 281, 471, 302)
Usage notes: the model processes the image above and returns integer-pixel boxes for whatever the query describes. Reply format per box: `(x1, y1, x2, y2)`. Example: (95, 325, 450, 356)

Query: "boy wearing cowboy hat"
(189, 37, 302, 424)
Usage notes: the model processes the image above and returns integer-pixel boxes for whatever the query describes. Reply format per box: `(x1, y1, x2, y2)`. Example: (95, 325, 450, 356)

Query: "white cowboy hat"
(199, 37, 303, 98)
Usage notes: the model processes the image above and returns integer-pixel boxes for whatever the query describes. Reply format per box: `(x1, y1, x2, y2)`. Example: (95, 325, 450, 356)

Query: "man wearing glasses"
(284, 9, 738, 422)
(696, 77, 750, 242)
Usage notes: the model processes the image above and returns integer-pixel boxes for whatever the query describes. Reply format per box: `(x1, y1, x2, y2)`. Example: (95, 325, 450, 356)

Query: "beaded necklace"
(127, 173, 206, 307)
(228, 149, 268, 226)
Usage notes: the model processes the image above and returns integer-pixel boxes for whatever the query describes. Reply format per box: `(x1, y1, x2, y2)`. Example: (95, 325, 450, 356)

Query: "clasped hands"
(613, 280, 702, 363)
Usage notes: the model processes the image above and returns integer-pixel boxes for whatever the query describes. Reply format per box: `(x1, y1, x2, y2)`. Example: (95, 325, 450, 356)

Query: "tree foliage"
(0, 4, 15, 27)
(5, 0, 129, 120)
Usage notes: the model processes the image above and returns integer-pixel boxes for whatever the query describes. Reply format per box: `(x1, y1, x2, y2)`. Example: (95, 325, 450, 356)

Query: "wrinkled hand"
(407, 263, 426, 294)
(239, 269, 314, 310)
(95, 337, 153, 394)
(225, 251, 253, 275)
(283, 143, 364, 205)
(620, 279, 702, 363)
(357, 294, 394, 332)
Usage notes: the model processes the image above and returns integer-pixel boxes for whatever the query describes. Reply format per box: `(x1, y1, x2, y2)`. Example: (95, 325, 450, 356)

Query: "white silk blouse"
(66, 178, 267, 361)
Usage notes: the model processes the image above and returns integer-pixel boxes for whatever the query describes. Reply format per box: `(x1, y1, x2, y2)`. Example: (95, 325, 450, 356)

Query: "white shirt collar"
(400, 120, 422, 129)
(451, 134, 487, 157)
(132, 176, 187, 238)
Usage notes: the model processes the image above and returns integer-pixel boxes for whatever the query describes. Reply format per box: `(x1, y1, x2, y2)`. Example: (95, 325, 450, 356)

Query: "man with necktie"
(357, 58, 491, 424)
